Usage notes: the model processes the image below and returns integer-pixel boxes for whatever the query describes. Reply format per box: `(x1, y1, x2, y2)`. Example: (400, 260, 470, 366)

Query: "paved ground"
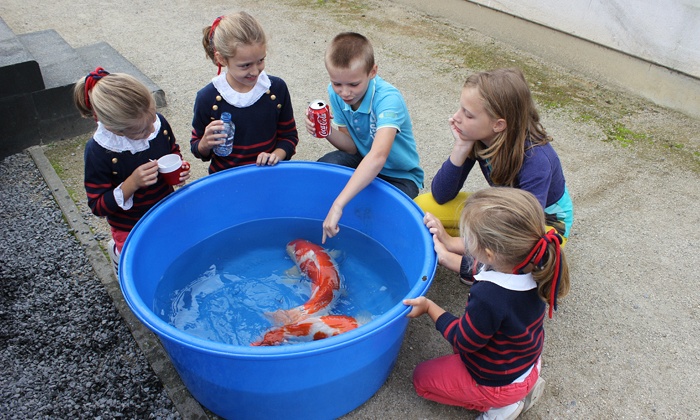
(2, 0, 700, 419)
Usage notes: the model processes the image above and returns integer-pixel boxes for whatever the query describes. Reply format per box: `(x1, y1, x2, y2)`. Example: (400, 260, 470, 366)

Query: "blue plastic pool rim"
(119, 161, 437, 358)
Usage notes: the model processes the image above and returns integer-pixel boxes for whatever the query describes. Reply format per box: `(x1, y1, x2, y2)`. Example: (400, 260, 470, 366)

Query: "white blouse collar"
(474, 269, 537, 291)
(212, 70, 271, 108)
(93, 115, 162, 154)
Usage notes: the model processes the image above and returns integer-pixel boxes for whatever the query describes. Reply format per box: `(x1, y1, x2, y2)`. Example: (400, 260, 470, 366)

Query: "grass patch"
(605, 124, 650, 147)
(43, 134, 89, 203)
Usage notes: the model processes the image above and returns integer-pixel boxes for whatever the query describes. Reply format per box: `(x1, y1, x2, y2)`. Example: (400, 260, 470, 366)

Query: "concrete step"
(0, 24, 167, 159)
(18, 29, 88, 90)
(0, 17, 44, 98)
(76, 42, 166, 108)
(15, 30, 94, 146)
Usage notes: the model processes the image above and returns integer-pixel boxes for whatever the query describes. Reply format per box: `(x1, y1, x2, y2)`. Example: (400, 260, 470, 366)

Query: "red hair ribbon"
(513, 229, 563, 318)
(84, 67, 110, 111)
(209, 16, 224, 75)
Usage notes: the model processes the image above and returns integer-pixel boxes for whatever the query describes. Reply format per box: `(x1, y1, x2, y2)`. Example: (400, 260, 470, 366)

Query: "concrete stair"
(0, 17, 166, 159)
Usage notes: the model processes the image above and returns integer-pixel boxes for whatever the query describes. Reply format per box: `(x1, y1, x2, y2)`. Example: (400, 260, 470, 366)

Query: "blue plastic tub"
(119, 161, 436, 420)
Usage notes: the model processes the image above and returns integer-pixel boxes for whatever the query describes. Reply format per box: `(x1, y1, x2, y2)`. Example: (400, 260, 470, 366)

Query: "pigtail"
(535, 240, 570, 318)
(514, 229, 570, 318)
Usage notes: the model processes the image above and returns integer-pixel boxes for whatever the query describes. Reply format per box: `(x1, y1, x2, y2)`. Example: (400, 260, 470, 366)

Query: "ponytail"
(513, 229, 570, 318)
(73, 66, 110, 119)
(202, 16, 224, 73)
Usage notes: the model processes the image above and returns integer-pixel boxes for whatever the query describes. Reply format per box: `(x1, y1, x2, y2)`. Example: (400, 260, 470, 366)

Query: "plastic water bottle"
(213, 112, 235, 156)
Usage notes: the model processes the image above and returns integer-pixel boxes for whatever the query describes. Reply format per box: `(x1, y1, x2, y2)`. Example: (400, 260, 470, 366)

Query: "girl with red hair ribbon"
(74, 67, 190, 276)
(404, 187, 570, 420)
(191, 12, 299, 172)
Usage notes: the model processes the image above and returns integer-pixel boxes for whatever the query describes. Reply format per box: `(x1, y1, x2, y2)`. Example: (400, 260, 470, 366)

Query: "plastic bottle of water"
(213, 112, 235, 156)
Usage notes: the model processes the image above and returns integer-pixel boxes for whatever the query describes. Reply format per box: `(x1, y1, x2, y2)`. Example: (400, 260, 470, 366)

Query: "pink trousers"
(110, 227, 129, 253)
(412, 354, 540, 413)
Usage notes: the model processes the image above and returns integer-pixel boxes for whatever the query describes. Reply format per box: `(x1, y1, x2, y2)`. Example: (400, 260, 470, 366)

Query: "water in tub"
(152, 218, 409, 346)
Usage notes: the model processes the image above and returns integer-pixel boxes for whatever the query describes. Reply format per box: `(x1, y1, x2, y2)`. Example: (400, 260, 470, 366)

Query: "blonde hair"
(73, 72, 154, 133)
(466, 68, 551, 187)
(325, 32, 375, 74)
(202, 11, 267, 65)
(460, 187, 570, 307)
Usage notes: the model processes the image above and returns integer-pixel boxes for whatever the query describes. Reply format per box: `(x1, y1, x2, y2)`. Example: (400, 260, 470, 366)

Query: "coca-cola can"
(307, 100, 331, 138)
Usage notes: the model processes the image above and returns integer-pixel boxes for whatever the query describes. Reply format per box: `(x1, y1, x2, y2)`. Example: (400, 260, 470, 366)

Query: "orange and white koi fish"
(266, 239, 341, 325)
(252, 315, 358, 346)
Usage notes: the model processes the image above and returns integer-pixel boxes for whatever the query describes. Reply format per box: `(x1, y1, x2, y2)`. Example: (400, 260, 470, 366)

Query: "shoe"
(476, 401, 524, 420)
(107, 239, 120, 278)
(460, 276, 474, 286)
(522, 377, 546, 414)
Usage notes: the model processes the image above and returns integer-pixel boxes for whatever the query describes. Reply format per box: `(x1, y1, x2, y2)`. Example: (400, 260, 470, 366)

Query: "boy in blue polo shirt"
(305, 32, 424, 243)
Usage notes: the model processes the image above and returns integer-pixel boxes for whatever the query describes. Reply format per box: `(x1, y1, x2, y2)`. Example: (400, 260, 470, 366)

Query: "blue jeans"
(317, 151, 419, 198)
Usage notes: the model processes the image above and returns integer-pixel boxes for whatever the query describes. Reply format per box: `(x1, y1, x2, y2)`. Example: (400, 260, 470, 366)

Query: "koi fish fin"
(328, 249, 345, 265)
(264, 307, 307, 326)
(353, 310, 374, 326)
(284, 265, 301, 278)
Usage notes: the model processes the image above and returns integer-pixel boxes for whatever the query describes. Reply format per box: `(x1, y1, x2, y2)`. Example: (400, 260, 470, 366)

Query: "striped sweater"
(190, 74, 298, 173)
(83, 114, 178, 233)
(435, 269, 545, 387)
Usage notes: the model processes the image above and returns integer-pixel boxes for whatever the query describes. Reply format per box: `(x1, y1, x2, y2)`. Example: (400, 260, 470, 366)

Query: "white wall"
(471, 0, 700, 79)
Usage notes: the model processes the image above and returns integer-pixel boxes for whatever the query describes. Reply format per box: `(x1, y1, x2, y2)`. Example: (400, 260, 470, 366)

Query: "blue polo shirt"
(327, 76, 424, 188)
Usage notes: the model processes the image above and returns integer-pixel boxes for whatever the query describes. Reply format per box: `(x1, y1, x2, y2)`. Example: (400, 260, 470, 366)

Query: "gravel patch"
(0, 152, 179, 419)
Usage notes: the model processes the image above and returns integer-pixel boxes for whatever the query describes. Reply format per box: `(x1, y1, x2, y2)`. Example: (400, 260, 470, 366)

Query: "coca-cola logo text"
(317, 110, 329, 137)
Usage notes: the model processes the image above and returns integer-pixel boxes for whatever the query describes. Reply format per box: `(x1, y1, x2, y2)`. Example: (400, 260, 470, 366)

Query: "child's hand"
(404, 296, 446, 321)
(177, 161, 191, 186)
(432, 234, 450, 261)
(305, 111, 334, 138)
(403, 296, 430, 318)
(322, 204, 343, 244)
(130, 160, 159, 188)
(304, 112, 317, 137)
(199, 120, 226, 152)
(432, 234, 463, 273)
(449, 117, 476, 144)
(424, 212, 450, 244)
(256, 152, 279, 166)
(448, 117, 476, 163)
